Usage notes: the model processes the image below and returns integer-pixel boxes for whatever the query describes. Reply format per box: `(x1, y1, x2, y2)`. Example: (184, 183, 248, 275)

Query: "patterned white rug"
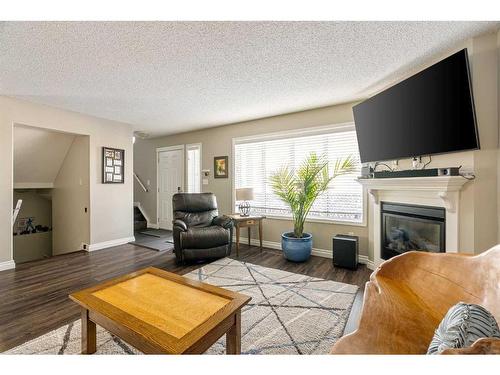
(5, 258, 358, 355)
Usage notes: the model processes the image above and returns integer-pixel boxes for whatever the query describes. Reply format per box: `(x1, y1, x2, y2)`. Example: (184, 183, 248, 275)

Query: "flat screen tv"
(353, 48, 479, 164)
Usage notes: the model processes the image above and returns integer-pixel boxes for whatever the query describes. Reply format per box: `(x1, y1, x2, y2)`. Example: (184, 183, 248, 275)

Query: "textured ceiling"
(1, 21, 498, 137)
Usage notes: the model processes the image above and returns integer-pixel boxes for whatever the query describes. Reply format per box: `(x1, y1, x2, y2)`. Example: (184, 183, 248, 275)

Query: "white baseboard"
(358, 255, 375, 270)
(147, 222, 159, 229)
(235, 237, 281, 251)
(0, 260, 16, 271)
(88, 236, 136, 252)
(236, 236, 375, 270)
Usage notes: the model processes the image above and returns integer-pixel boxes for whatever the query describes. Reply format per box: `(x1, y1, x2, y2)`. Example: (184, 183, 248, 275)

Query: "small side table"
(227, 214, 266, 257)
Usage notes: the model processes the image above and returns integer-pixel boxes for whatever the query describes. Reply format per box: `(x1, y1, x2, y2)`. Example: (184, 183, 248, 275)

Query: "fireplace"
(381, 202, 445, 260)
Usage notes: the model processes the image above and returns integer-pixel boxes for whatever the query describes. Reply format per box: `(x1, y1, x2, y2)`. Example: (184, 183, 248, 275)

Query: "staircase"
(134, 206, 147, 231)
(13, 199, 23, 226)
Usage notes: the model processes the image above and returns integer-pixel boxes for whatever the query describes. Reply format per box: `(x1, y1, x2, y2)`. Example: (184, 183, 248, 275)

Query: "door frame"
(156, 145, 185, 229)
(185, 143, 202, 193)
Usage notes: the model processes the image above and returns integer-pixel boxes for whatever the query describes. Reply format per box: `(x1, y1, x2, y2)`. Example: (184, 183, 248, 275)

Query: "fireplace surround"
(381, 202, 445, 260)
(357, 175, 470, 268)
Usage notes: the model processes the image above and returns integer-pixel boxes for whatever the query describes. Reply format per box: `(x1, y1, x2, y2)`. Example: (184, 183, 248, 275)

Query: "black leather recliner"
(172, 193, 233, 263)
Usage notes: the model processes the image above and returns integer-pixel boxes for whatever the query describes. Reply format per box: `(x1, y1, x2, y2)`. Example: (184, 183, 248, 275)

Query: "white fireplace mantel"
(358, 176, 469, 212)
(359, 176, 471, 268)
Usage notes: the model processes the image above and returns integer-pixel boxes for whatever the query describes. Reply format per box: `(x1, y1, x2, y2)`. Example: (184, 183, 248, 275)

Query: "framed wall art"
(102, 147, 125, 183)
(214, 156, 228, 178)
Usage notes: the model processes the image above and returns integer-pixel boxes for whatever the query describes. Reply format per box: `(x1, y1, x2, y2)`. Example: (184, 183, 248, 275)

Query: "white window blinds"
(234, 125, 363, 223)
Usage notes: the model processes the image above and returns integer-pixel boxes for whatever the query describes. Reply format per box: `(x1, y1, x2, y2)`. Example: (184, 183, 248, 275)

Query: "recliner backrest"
(172, 193, 219, 227)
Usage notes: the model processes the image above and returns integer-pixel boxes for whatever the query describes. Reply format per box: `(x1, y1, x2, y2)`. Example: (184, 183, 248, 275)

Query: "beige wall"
(13, 125, 75, 186)
(0, 96, 134, 265)
(135, 102, 370, 257)
(470, 32, 499, 254)
(134, 31, 500, 261)
(52, 135, 91, 255)
(497, 29, 500, 244)
(13, 232, 52, 264)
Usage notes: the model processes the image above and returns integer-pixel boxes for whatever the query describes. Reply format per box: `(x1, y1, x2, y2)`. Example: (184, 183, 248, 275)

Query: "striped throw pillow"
(427, 302, 500, 354)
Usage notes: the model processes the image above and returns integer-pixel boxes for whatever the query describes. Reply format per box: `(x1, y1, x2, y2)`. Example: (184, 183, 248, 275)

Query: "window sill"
(260, 214, 367, 227)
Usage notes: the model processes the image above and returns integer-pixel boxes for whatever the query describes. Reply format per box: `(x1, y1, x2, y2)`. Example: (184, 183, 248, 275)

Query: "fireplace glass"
(381, 202, 445, 260)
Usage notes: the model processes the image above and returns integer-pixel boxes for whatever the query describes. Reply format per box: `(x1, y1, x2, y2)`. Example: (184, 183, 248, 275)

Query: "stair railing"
(133, 173, 148, 192)
(13, 199, 22, 227)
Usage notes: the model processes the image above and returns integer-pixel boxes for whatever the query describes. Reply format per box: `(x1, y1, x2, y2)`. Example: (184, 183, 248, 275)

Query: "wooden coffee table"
(69, 267, 251, 354)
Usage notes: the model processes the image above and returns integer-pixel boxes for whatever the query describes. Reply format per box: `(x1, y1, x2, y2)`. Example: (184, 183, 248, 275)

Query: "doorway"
(13, 124, 90, 263)
(157, 145, 184, 230)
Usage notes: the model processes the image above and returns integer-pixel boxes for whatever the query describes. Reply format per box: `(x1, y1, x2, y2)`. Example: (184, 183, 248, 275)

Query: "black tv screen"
(353, 49, 479, 164)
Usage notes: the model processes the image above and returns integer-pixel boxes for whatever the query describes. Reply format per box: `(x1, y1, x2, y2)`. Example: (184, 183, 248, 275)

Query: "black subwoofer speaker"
(333, 235, 359, 269)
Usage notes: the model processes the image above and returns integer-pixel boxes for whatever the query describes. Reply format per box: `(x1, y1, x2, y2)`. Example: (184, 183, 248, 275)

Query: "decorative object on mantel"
(102, 147, 124, 184)
(368, 166, 461, 179)
(235, 187, 254, 216)
(214, 156, 228, 178)
(331, 244, 500, 354)
(270, 152, 356, 262)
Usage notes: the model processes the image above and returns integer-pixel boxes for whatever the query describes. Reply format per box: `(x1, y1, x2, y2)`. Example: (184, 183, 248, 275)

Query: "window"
(233, 124, 363, 224)
(186, 143, 201, 193)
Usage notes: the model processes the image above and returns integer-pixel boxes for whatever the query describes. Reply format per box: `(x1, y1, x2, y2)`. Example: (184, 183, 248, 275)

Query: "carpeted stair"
(134, 206, 147, 231)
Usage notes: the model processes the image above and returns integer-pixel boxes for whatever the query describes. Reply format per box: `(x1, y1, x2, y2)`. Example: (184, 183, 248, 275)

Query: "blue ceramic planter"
(281, 232, 312, 262)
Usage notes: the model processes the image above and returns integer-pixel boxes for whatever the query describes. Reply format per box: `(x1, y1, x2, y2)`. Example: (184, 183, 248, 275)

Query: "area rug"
(5, 258, 358, 355)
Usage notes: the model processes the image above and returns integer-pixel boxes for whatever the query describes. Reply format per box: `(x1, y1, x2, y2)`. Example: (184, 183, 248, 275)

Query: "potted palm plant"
(269, 152, 356, 262)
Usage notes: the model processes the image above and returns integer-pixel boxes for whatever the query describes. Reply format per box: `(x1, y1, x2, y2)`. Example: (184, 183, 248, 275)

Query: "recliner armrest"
(212, 215, 233, 229)
(173, 219, 188, 231)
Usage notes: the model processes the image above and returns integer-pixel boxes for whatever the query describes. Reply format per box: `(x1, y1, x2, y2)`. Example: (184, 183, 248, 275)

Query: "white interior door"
(158, 148, 184, 230)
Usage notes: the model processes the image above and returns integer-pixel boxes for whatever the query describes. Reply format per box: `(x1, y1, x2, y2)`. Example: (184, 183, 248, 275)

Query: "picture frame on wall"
(102, 147, 125, 184)
(214, 156, 228, 178)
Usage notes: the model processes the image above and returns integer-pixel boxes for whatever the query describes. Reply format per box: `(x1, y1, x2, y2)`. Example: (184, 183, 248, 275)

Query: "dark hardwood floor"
(0, 244, 371, 352)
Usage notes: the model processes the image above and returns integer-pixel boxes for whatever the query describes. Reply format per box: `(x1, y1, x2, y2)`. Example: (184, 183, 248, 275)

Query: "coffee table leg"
(226, 310, 241, 354)
(81, 308, 96, 354)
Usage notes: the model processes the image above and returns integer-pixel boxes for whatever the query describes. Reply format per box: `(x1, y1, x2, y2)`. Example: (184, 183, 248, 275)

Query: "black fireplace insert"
(381, 202, 445, 260)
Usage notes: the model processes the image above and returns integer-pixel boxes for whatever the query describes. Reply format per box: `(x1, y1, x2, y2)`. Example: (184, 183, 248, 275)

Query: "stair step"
(134, 220, 147, 231)
(134, 207, 146, 221)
